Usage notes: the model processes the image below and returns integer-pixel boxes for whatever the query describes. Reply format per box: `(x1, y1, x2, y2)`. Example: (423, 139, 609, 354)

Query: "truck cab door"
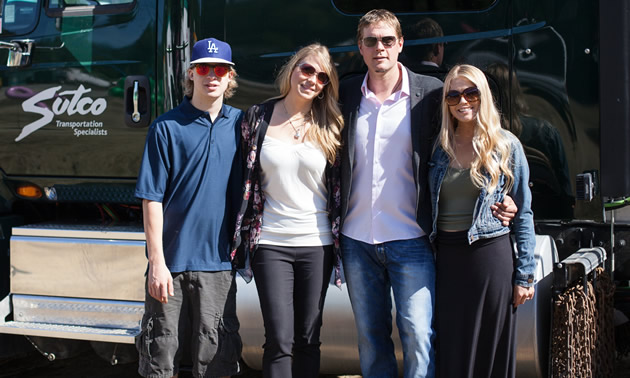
(0, 0, 157, 179)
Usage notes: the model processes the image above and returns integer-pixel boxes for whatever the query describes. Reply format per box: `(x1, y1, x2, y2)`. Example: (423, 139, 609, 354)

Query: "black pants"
(252, 244, 333, 378)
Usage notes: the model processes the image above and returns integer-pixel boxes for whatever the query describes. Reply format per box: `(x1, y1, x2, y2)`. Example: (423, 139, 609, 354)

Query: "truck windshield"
(333, 0, 497, 13)
(46, 0, 135, 15)
(48, 0, 133, 6)
(1, 0, 40, 36)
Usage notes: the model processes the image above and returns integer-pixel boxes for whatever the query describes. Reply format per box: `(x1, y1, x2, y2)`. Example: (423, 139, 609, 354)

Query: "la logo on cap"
(190, 37, 234, 65)
(208, 41, 219, 54)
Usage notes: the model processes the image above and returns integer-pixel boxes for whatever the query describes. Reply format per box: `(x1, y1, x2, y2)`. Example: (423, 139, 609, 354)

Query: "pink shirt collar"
(360, 62, 410, 102)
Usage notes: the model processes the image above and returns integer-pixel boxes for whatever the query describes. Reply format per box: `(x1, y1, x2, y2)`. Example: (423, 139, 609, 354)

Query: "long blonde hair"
(438, 64, 514, 194)
(276, 43, 344, 164)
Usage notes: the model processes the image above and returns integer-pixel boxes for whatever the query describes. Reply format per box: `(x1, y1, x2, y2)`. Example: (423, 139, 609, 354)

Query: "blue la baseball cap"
(190, 37, 234, 65)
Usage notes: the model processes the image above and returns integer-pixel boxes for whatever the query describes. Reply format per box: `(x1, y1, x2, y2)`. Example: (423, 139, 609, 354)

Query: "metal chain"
(594, 268, 615, 377)
(551, 268, 615, 377)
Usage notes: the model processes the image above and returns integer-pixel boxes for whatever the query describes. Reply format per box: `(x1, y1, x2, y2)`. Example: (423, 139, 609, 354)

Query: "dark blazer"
(339, 66, 443, 236)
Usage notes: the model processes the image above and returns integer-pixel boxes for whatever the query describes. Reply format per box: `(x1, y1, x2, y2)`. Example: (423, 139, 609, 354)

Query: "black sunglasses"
(297, 63, 330, 85)
(445, 87, 481, 106)
(362, 36, 397, 48)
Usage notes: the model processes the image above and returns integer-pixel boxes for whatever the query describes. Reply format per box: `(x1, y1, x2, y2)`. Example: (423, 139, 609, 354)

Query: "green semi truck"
(0, 0, 626, 376)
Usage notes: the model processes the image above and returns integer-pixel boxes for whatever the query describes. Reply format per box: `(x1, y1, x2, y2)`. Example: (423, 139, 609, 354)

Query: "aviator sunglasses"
(194, 63, 230, 78)
(362, 36, 398, 48)
(445, 87, 481, 106)
(297, 63, 330, 85)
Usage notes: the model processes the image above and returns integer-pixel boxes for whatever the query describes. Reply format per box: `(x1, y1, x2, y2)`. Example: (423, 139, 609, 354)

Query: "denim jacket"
(428, 130, 536, 287)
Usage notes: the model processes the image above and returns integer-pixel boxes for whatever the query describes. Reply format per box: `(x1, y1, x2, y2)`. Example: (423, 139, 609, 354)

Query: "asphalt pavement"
(1, 344, 629, 378)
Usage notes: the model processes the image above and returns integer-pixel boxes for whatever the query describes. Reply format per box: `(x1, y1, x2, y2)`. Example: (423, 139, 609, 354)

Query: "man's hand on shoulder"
(148, 262, 174, 304)
(491, 195, 518, 227)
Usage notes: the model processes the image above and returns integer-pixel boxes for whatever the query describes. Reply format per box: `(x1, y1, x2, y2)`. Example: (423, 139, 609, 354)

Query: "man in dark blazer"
(338, 9, 516, 378)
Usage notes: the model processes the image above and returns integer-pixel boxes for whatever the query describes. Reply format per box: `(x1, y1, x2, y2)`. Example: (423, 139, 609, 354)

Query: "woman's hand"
(491, 195, 518, 226)
(513, 285, 535, 308)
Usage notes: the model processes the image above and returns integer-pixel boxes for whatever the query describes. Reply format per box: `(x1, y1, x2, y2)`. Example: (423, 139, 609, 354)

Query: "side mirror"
(0, 40, 33, 67)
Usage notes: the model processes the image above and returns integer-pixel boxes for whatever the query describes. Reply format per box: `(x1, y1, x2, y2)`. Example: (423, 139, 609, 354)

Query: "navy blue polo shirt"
(135, 96, 243, 272)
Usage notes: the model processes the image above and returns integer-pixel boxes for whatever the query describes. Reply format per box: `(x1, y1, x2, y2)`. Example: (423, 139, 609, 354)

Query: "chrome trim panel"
(10, 226, 146, 301)
(12, 223, 145, 240)
(0, 295, 11, 320)
(11, 236, 144, 247)
(516, 235, 558, 378)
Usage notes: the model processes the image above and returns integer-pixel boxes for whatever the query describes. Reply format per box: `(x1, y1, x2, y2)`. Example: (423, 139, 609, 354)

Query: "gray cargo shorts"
(136, 270, 242, 378)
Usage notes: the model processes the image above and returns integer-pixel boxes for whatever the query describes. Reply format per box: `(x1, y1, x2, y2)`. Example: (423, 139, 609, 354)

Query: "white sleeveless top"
(258, 136, 333, 246)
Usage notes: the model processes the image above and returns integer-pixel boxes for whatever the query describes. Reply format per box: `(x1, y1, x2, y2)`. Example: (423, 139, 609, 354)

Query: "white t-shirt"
(258, 136, 333, 246)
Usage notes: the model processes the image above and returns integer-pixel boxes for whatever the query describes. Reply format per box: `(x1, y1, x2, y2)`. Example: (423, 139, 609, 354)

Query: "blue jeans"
(341, 235, 436, 378)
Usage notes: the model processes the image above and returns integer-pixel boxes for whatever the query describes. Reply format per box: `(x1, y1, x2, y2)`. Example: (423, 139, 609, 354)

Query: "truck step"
(0, 295, 143, 344)
(0, 320, 139, 344)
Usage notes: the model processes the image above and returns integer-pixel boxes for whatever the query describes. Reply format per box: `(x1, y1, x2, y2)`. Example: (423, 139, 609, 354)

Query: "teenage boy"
(135, 37, 243, 378)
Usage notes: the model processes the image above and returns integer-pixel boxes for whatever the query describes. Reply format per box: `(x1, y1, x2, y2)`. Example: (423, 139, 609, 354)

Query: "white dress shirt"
(342, 64, 425, 244)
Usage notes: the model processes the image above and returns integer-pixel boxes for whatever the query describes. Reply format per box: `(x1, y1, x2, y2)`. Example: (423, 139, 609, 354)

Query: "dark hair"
(410, 18, 443, 61)
(485, 62, 528, 137)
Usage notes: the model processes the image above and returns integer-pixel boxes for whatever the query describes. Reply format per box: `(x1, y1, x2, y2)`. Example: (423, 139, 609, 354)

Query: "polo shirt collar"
(179, 96, 227, 121)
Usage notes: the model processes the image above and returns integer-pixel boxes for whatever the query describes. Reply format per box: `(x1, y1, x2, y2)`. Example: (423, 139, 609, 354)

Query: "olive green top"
(437, 167, 480, 232)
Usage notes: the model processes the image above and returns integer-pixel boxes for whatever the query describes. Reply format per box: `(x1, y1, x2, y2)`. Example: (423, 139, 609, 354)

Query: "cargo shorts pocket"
(136, 314, 154, 360)
(218, 315, 242, 363)
(198, 317, 220, 365)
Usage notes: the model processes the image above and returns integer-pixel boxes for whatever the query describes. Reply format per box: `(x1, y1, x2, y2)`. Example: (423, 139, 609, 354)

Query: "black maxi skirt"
(435, 230, 517, 378)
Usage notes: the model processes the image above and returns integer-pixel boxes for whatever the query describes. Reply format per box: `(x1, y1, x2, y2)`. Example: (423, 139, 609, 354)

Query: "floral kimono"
(231, 99, 342, 287)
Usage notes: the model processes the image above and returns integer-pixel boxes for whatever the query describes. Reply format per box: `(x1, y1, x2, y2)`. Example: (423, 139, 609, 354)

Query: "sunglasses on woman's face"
(297, 63, 330, 85)
(445, 87, 481, 106)
(194, 63, 230, 78)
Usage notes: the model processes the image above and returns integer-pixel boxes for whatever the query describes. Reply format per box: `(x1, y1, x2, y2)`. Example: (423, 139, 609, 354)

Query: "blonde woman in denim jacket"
(428, 64, 536, 378)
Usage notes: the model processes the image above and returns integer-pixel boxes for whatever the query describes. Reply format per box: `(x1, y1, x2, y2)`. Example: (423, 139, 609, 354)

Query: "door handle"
(132, 81, 141, 122)
(124, 75, 150, 128)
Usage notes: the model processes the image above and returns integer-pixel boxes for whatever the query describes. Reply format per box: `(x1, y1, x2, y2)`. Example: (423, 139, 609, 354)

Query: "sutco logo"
(16, 84, 108, 142)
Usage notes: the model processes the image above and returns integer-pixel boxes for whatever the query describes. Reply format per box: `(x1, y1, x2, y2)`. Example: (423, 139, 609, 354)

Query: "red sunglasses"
(297, 63, 330, 85)
(194, 63, 230, 78)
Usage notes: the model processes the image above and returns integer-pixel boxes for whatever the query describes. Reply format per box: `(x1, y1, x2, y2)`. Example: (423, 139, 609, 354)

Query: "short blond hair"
(357, 9, 403, 43)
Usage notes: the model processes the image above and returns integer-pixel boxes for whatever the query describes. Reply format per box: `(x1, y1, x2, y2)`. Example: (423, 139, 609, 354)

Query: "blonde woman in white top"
(231, 43, 343, 378)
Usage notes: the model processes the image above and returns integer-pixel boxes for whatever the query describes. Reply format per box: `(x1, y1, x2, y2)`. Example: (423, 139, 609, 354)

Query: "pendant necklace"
(289, 119, 302, 139)
(282, 100, 306, 140)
